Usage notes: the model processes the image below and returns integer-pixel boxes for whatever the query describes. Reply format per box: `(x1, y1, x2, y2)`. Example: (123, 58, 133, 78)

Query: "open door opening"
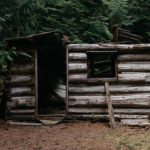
(37, 47, 66, 115)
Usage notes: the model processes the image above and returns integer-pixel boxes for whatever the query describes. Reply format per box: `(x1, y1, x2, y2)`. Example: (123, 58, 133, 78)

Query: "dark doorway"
(37, 47, 66, 115)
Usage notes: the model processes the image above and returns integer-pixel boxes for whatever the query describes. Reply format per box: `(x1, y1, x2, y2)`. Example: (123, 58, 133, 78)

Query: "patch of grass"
(102, 126, 150, 150)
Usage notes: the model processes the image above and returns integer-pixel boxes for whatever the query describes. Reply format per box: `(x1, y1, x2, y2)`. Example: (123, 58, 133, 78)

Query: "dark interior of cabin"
(37, 47, 66, 115)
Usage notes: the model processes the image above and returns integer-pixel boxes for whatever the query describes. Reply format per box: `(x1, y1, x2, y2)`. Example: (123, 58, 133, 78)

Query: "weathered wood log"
(68, 74, 87, 81)
(8, 121, 42, 126)
(68, 108, 150, 114)
(11, 64, 34, 75)
(66, 114, 149, 120)
(69, 85, 150, 94)
(69, 94, 150, 107)
(9, 109, 35, 114)
(118, 28, 143, 40)
(7, 115, 35, 120)
(68, 72, 150, 83)
(68, 74, 118, 83)
(11, 75, 34, 86)
(118, 54, 150, 61)
(8, 96, 35, 108)
(118, 63, 150, 72)
(104, 82, 116, 128)
(69, 86, 104, 94)
(11, 87, 35, 96)
(118, 72, 150, 83)
(69, 53, 87, 61)
(68, 63, 87, 72)
(121, 119, 150, 126)
(67, 44, 150, 52)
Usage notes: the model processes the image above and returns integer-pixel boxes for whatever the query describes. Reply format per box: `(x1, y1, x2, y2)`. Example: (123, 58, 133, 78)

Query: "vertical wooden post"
(35, 49, 38, 116)
(112, 25, 118, 42)
(104, 81, 116, 128)
(66, 47, 69, 114)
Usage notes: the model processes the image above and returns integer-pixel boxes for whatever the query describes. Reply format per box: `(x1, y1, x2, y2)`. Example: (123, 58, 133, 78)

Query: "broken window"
(87, 51, 117, 78)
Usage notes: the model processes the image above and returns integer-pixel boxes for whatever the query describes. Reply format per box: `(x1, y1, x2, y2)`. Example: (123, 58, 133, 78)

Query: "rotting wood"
(9, 109, 35, 114)
(11, 87, 35, 96)
(8, 121, 42, 126)
(118, 63, 150, 72)
(8, 96, 35, 108)
(7, 115, 35, 120)
(11, 75, 34, 86)
(121, 119, 150, 126)
(67, 44, 150, 52)
(68, 72, 150, 83)
(118, 72, 150, 83)
(118, 54, 150, 61)
(11, 64, 34, 75)
(68, 63, 87, 72)
(118, 28, 143, 40)
(104, 82, 116, 128)
(69, 85, 150, 94)
(68, 108, 150, 114)
(69, 53, 87, 61)
(69, 94, 150, 108)
(66, 114, 149, 120)
(119, 34, 141, 43)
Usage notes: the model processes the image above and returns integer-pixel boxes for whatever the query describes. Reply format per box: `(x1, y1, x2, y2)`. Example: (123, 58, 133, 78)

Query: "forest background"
(0, 0, 149, 45)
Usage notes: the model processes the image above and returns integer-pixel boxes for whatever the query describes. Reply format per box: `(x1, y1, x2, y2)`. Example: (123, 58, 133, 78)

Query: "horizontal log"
(7, 115, 35, 120)
(118, 54, 150, 61)
(9, 109, 35, 114)
(69, 85, 150, 94)
(118, 62, 150, 72)
(11, 64, 34, 75)
(66, 114, 149, 120)
(68, 107, 150, 114)
(67, 44, 150, 52)
(68, 74, 87, 81)
(11, 75, 34, 86)
(121, 119, 150, 126)
(69, 94, 150, 107)
(118, 72, 150, 83)
(68, 74, 117, 83)
(68, 72, 150, 83)
(8, 121, 42, 126)
(68, 63, 87, 73)
(8, 96, 35, 108)
(11, 87, 35, 96)
(69, 86, 104, 94)
(69, 53, 87, 61)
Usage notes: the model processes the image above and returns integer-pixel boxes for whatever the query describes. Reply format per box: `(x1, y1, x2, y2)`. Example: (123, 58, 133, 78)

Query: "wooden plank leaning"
(104, 81, 116, 128)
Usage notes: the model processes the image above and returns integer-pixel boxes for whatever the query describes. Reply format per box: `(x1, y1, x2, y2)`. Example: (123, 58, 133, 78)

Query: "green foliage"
(0, 46, 31, 72)
(0, 0, 149, 43)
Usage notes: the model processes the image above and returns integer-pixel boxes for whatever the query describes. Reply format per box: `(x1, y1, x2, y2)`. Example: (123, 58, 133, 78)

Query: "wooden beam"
(67, 44, 150, 52)
(104, 82, 116, 128)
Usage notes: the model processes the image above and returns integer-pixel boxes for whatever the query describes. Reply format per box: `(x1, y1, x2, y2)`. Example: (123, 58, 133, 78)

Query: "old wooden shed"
(2, 32, 150, 124)
(67, 44, 150, 124)
(4, 31, 67, 119)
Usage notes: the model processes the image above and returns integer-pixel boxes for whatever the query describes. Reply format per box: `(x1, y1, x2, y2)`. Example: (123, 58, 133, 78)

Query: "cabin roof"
(5, 31, 65, 50)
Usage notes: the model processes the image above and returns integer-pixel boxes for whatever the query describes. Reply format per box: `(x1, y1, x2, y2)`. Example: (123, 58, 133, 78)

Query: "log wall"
(67, 44, 150, 122)
(7, 50, 35, 119)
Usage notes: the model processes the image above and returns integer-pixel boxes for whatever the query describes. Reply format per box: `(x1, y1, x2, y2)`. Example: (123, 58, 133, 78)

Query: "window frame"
(87, 51, 118, 79)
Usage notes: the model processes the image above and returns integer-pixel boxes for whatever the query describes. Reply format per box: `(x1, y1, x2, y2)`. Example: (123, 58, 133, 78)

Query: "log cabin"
(2, 32, 150, 125)
(67, 44, 150, 125)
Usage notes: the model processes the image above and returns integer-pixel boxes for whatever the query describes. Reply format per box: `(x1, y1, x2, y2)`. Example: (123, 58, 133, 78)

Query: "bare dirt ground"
(0, 121, 150, 150)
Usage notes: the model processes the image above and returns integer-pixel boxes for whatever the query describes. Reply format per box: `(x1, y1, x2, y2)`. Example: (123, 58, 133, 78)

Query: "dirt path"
(0, 122, 150, 150)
